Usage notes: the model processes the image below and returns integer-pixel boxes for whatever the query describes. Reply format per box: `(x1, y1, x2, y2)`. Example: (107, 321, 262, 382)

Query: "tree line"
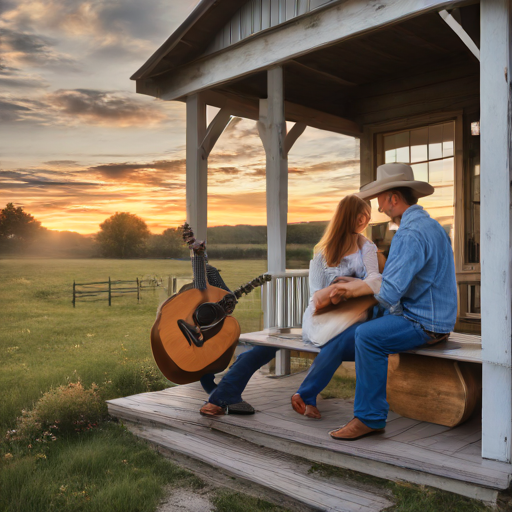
(0, 204, 326, 259)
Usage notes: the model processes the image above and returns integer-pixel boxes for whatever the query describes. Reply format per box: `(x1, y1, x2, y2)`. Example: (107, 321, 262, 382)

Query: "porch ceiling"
(209, 9, 480, 127)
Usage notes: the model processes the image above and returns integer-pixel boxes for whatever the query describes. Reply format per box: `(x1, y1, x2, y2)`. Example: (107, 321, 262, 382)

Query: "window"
(369, 122, 455, 253)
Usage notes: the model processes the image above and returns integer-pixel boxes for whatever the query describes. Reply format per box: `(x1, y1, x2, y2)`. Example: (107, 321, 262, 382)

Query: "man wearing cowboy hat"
(328, 162, 458, 441)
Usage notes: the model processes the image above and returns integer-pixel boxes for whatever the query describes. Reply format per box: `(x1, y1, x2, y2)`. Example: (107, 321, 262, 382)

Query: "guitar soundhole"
(195, 303, 218, 325)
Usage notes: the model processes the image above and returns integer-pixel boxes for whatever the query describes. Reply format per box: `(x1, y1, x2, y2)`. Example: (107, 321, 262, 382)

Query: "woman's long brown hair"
(315, 195, 371, 267)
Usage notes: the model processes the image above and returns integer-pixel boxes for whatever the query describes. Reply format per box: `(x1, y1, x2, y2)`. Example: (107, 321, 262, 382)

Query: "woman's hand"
(312, 286, 336, 310)
(330, 279, 375, 304)
(329, 282, 353, 304)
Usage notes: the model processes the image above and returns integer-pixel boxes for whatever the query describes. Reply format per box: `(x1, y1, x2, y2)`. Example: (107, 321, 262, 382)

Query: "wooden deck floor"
(107, 371, 512, 503)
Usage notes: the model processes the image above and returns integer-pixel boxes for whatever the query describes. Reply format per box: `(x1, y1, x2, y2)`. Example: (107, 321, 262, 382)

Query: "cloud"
(1, 0, 195, 60)
(45, 89, 169, 127)
(0, 89, 172, 126)
(1, 28, 78, 71)
(44, 160, 80, 167)
(0, 99, 31, 122)
(89, 158, 186, 182)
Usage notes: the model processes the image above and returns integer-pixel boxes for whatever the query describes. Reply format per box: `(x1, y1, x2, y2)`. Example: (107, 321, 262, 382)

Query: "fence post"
(73, 280, 75, 308)
(108, 277, 111, 306)
(136, 277, 140, 302)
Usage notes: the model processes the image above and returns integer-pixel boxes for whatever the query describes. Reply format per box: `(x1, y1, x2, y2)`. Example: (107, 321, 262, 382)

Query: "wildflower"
(122, 459, 128, 464)
(4, 453, 13, 460)
(28, 444, 32, 449)
(35, 453, 47, 460)
(59, 485, 67, 493)
(51, 436, 57, 441)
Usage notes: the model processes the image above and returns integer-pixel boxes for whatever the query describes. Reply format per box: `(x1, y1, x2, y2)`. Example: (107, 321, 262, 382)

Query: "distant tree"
(96, 212, 150, 258)
(0, 203, 42, 252)
(147, 227, 187, 258)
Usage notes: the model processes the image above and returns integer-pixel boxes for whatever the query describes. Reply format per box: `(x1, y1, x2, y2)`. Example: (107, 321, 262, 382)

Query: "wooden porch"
(107, 370, 511, 507)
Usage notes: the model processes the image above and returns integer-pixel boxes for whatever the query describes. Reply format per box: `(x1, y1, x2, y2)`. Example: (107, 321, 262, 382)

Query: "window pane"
(411, 162, 428, 182)
(385, 149, 396, 163)
(443, 140, 454, 158)
(429, 158, 453, 187)
(428, 124, 444, 160)
(396, 146, 409, 162)
(410, 128, 428, 163)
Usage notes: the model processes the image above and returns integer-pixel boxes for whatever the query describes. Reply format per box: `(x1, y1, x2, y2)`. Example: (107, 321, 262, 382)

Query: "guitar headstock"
(181, 223, 206, 256)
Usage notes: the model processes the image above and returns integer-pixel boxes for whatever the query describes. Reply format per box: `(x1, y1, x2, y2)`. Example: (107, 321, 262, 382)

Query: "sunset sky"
(1, 0, 363, 234)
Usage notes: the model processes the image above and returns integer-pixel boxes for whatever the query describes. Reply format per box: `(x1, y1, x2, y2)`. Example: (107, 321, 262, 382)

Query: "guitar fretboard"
(192, 254, 207, 290)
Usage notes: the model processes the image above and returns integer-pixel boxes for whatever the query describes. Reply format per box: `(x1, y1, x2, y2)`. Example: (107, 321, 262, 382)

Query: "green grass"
(212, 491, 289, 512)
(0, 258, 496, 511)
(320, 374, 357, 400)
(0, 258, 266, 431)
(308, 463, 490, 512)
(1, 424, 203, 512)
(0, 258, 280, 512)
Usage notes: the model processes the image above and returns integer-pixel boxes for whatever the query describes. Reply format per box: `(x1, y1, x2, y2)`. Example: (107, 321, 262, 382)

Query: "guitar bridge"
(177, 320, 205, 347)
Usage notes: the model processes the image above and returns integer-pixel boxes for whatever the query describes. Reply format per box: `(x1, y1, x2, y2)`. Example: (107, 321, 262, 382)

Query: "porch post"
(186, 93, 208, 241)
(260, 66, 288, 273)
(480, 0, 512, 462)
(258, 66, 290, 374)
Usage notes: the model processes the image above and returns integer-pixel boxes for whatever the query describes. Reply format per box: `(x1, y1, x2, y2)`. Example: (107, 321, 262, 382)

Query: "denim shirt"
(375, 205, 457, 333)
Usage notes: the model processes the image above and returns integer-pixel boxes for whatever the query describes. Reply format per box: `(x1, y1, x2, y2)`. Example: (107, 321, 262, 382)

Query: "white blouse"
(303, 236, 382, 344)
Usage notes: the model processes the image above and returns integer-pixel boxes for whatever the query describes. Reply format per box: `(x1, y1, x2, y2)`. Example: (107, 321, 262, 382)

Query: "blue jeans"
(295, 322, 361, 406)
(354, 314, 431, 429)
(208, 322, 361, 408)
(209, 345, 278, 407)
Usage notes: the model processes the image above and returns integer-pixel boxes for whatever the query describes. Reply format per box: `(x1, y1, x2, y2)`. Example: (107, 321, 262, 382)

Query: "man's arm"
(375, 232, 426, 310)
(329, 279, 374, 304)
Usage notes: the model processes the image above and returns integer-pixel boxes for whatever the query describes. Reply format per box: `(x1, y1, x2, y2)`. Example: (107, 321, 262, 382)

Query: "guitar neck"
(233, 274, 272, 298)
(192, 253, 207, 290)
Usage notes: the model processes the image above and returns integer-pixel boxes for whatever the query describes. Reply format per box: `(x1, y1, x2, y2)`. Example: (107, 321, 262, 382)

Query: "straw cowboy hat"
(357, 163, 434, 200)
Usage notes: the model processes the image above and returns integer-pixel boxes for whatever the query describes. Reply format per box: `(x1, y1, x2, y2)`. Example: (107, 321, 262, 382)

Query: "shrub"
(12, 381, 108, 441)
(104, 359, 170, 399)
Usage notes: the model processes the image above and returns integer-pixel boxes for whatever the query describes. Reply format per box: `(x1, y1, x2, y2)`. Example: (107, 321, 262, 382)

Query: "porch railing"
(261, 270, 309, 374)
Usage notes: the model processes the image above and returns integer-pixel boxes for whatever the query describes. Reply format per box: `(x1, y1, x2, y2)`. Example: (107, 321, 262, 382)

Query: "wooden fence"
(72, 277, 140, 307)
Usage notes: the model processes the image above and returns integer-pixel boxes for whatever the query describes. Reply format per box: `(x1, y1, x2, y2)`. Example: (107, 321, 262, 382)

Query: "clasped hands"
(312, 277, 359, 311)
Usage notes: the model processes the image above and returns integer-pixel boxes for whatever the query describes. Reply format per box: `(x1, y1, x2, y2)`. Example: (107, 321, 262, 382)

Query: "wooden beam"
(186, 93, 208, 242)
(202, 89, 362, 137)
(480, 0, 512, 463)
(200, 108, 232, 158)
(284, 122, 307, 155)
(289, 60, 357, 87)
(439, 9, 480, 61)
(150, 0, 462, 101)
(285, 101, 362, 137)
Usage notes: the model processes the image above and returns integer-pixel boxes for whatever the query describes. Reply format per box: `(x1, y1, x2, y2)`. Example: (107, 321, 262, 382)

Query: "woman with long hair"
(291, 195, 382, 419)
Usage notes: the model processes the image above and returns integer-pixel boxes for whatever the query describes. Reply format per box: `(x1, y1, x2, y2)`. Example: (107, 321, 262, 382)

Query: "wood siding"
(204, 0, 337, 56)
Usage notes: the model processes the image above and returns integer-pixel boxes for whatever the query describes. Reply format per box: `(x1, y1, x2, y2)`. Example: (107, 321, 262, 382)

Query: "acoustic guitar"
(151, 224, 270, 384)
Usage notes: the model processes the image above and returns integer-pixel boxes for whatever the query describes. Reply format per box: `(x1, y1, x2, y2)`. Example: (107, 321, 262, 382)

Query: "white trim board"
(148, 0, 462, 101)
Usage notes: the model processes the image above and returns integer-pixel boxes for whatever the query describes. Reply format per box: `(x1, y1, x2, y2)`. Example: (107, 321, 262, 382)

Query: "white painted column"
(259, 66, 288, 273)
(186, 93, 208, 241)
(480, 0, 512, 462)
(258, 66, 289, 375)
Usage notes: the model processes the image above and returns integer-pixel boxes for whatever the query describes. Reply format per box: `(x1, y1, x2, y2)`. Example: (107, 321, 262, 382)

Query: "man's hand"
(330, 279, 375, 305)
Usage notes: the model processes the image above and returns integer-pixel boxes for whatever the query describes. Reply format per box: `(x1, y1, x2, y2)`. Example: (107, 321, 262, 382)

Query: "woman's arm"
(329, 241, 382, 304)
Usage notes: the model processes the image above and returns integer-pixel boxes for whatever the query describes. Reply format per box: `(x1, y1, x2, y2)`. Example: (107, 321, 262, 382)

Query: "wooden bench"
(239, 328, 482, 427)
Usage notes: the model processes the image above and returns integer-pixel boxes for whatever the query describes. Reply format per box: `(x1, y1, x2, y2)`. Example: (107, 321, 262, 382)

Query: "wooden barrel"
(386, 354, 482, 427)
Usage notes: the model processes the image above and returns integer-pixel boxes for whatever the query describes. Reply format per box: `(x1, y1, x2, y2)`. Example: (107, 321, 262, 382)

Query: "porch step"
(126, 421, 393, 512)
(107, 372, 511, 506)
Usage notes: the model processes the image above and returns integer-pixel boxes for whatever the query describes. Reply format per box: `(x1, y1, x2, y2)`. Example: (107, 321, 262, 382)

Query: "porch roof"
(133, 0, 480, 132)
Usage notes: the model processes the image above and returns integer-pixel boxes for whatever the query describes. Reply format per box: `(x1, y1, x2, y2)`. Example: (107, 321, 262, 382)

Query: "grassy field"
(0, 258, 278, 512)
(0, 258, 266, 430)
(0, 258, 496, 511)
